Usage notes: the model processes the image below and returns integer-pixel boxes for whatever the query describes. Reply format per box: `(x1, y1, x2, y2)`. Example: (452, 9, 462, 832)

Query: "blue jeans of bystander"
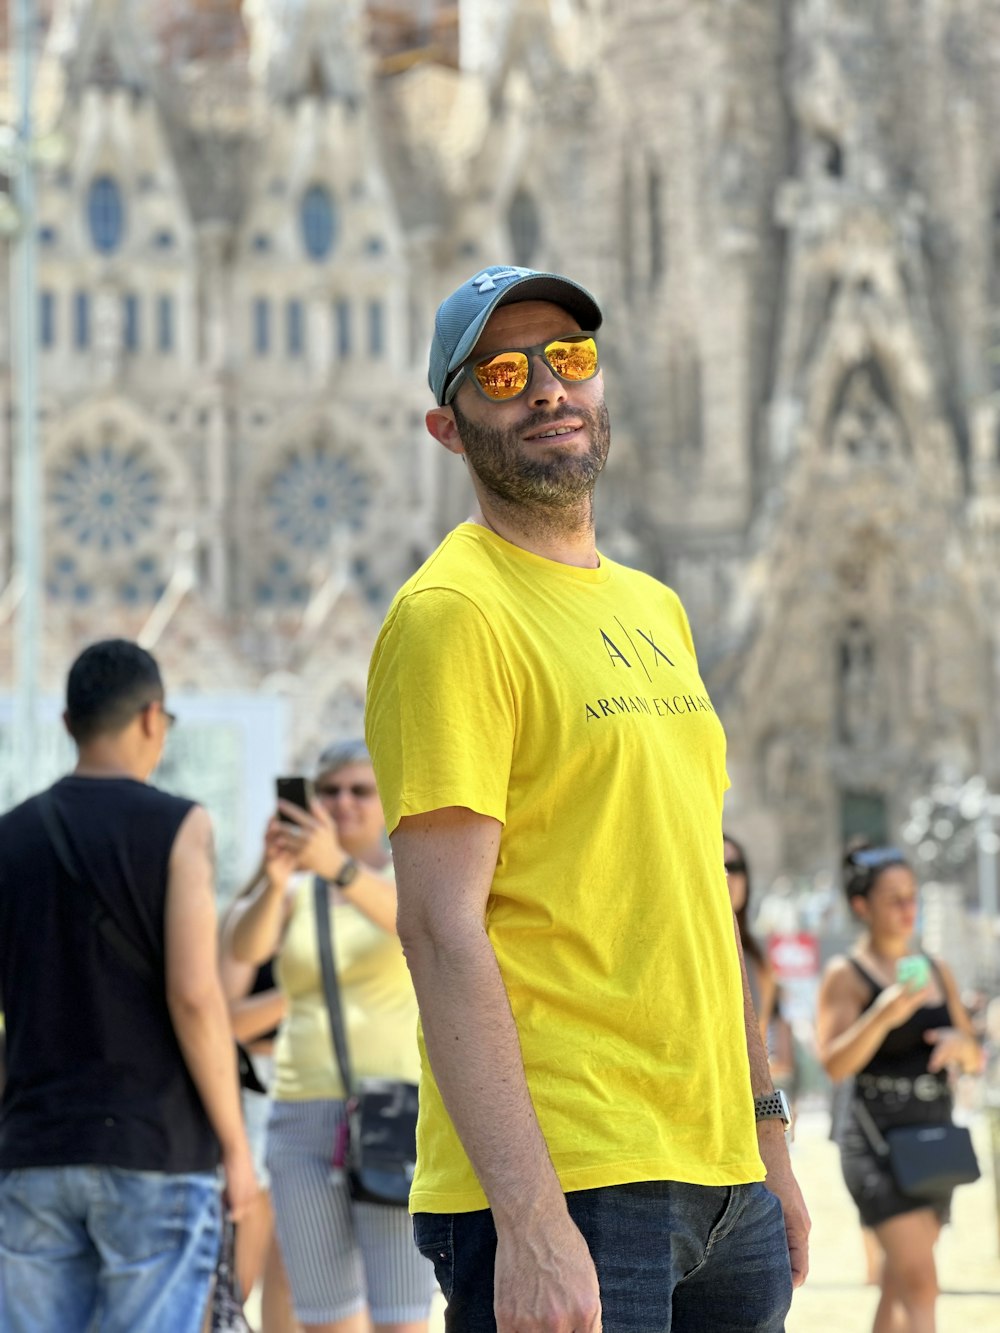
(415, 1178, 792, 1332)
(0, 1165, 220, 1333)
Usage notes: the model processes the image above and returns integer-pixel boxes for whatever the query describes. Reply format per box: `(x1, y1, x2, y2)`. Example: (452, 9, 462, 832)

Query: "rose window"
(50, 441, 162, 551)
(266, 443, 372, 551)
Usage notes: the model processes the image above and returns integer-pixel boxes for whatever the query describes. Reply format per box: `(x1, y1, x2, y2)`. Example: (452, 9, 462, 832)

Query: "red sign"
(767, 932, 820, 980)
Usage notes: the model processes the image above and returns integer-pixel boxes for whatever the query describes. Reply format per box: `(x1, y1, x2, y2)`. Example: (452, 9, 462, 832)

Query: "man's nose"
(527, 355, 568, 409)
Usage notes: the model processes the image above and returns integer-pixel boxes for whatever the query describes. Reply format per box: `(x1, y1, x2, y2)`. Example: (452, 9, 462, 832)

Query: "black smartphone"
(276, 775, 314, 820)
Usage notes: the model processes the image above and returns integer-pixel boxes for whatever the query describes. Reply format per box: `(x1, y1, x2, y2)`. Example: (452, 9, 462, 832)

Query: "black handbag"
(854, 1098, 981, 1199)
(313, 877, 418, 1207)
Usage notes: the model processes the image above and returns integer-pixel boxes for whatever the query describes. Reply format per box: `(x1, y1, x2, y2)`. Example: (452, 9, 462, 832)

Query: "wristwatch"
(753, 1090, 791, 1126)
(332, 857, 359, 888)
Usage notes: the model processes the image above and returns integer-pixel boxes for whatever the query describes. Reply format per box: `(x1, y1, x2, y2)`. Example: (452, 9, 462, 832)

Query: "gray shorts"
(266, 1098, 436, 1325)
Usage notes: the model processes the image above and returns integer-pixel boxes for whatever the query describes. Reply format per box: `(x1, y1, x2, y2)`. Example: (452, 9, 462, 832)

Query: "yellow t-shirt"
(366, 523, 764, 1213)
(271, 874, 421, 1102)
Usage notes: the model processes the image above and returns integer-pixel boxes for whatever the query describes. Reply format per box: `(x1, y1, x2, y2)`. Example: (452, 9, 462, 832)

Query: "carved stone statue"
(830, 368, 904, 461)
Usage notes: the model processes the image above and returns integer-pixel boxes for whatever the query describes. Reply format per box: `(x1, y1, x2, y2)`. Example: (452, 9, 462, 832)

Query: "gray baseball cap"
(428, 265, 603, 405)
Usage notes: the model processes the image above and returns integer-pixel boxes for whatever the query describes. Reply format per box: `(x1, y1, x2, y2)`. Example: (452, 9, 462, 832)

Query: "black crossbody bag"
(854, 1096, 980, 1199)
(313, 876, 418, 1207)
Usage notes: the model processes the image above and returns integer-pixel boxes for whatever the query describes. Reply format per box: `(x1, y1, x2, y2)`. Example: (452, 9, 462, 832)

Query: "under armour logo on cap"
(472, 267, 534, 295)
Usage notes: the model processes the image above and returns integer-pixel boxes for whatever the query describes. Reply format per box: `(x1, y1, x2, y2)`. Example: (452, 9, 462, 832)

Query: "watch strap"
(332, 856, 359, 888)
(754, 1090, 790, 1124)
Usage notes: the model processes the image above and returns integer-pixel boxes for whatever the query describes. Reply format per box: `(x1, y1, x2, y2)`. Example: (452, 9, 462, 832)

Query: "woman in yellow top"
(227, 741, 435, 1333)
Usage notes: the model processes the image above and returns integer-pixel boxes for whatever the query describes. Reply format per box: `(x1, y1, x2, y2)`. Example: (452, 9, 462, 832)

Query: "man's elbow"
(166, 970, 221, 1022)
(397, 902, 435, 961)
(397, 902, 485, 974)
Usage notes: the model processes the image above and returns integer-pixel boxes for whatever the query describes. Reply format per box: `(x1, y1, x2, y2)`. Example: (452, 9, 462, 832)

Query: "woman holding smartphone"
(816, 844, 981, 1333)
(224, 740, 435, 1333)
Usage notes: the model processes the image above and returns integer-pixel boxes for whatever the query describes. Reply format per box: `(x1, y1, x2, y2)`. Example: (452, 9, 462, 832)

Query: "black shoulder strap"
(848, 956, 882, 994)
(37, 788, 156, 987)
(313, 875, 355, 1097)
(852, 1096, 890, 1159)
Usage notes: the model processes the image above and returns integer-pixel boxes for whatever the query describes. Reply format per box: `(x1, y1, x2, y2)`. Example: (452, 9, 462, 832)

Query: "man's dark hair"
(723, 830, 764, 969)
(65, 639, 164, 744)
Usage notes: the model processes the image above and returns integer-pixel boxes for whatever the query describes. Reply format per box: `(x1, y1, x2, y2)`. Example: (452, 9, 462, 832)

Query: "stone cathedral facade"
(1, 0, 999, 886)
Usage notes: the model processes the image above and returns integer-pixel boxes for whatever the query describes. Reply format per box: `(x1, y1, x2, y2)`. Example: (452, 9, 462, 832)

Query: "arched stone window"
(508, 189, 540, 269)
(647, 162, 665, 285)
(87, 175, 125, 253)
(300, 184, 336, 261)
(668, 346, 702, 463)
(838, 619, 884, 749)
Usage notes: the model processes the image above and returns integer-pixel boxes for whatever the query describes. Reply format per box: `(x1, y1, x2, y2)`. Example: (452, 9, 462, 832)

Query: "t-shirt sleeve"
(365, 586, 516, 834)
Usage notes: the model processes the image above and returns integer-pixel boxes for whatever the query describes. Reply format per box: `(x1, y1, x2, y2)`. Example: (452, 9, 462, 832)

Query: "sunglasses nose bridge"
(527, 350, 569, 404)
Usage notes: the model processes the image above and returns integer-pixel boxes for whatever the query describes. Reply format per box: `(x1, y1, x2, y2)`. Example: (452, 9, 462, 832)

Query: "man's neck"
(73, 742, 147, 782)
(472, 498, 599, 569)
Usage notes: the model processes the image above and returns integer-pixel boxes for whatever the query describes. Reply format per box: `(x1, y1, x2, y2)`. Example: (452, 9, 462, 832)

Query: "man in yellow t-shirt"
(366, 265, 810, 1332)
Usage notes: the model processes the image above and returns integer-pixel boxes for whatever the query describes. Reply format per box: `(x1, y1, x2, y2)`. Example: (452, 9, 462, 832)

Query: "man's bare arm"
(393, 807, 601, 1333)
(733, 917, 811, 1289)
(165, 805, 256, 1219)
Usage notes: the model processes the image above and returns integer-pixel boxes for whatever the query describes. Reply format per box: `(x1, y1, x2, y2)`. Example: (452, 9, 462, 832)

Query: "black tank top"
(848, 956, 952, 1129)
(0, 775, 218, 1173)
(249, 958, 280, 1042)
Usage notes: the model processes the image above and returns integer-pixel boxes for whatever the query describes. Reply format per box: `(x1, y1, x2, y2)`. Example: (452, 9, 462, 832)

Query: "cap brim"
(446, 273, 603, 375)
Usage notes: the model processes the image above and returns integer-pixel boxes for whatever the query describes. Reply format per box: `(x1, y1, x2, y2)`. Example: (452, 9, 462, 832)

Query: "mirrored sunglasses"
(446, 333, 600, 404)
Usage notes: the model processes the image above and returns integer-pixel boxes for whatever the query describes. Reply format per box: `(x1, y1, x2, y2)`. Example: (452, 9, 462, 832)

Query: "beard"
(452, 399, 611, 512)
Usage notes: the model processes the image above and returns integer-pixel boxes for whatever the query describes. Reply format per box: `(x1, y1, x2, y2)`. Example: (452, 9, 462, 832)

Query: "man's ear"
(426, 406, 465, 457)
(137, 703, 157, 740)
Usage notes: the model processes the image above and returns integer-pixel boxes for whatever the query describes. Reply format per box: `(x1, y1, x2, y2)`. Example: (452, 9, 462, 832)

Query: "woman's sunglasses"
(724, 860, 746, 876)
(316, 783, 378, 800)
(444, 333, 600, 404)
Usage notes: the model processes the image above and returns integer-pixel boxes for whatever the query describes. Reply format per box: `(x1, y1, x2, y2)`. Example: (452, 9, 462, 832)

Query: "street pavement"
(250, 1106, 1000, 1331)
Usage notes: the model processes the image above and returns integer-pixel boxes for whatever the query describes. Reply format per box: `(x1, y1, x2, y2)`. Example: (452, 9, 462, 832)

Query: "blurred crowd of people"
(0, 641, 993, 1333)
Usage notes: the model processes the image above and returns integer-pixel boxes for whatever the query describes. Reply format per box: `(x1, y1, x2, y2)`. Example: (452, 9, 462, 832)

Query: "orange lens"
(545, 337, 598, 381)
(473, 351, 530, 400)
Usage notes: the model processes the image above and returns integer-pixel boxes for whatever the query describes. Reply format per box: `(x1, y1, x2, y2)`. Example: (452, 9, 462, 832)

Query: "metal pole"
(978, 809, 999, 922)
(11, 0, 41, 803)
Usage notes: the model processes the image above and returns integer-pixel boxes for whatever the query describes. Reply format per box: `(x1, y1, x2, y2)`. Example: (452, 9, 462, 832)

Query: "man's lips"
(522, 420, 585, 442)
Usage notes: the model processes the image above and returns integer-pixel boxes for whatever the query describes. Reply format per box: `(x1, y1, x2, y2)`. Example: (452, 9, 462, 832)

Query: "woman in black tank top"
(816, 845, 981, 1333)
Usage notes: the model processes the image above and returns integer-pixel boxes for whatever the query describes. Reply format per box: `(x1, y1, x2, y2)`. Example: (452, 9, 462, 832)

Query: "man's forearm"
(405, 924, 567, 1226)
(169, 981, 247, 1157)
(734, 923, 774, 1097)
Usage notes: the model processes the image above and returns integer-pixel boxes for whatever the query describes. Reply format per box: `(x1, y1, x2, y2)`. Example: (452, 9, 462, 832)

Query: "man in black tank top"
(0, 640, 256, 1333)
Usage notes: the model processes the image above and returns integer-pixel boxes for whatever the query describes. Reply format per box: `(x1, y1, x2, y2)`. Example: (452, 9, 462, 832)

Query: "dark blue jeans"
(414, 1179, 792, 1332)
